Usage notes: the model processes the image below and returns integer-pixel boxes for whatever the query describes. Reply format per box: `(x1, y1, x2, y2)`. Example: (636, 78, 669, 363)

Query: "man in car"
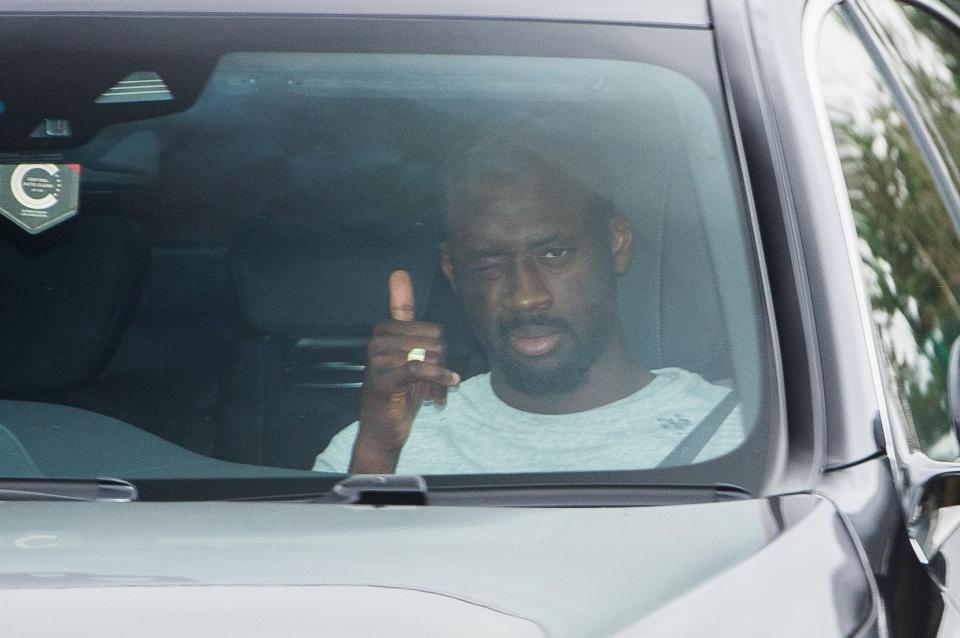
(314, 138, 742, 474)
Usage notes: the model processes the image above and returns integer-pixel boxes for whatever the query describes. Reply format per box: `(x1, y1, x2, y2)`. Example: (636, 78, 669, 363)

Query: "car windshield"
(0, 14, 776, 499)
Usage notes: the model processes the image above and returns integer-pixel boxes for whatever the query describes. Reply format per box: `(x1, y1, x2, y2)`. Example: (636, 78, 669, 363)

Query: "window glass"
(865, 0, 960, 188)
(819, 7, 960, 460)
(0, 17, 770, 493)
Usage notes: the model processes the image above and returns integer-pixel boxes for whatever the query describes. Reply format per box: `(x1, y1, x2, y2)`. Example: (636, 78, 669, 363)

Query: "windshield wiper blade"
(0, 478, 138, 502)
(305, 475, 749, 507)
(423, 481, 751, 507)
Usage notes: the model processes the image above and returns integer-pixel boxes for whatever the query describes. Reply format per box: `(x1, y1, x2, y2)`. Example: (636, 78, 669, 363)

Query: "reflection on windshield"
(821, 10, 960, 460)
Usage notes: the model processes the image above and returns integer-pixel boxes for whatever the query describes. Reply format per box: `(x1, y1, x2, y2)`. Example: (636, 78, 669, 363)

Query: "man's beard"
(492, 311, 611, 396)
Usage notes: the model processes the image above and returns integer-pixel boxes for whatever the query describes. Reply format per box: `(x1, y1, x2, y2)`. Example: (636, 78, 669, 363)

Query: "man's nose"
(503, 260, 552, 312)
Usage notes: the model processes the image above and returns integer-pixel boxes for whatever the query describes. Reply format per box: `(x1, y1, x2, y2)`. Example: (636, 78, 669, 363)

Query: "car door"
(817, 0, 960, 621)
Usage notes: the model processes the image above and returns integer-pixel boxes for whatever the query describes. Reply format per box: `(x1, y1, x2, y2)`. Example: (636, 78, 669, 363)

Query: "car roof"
(0, 0, 710, 27)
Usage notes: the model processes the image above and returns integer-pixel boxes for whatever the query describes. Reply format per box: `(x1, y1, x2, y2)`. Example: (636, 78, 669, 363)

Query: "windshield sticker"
(0, 163, 80, 234)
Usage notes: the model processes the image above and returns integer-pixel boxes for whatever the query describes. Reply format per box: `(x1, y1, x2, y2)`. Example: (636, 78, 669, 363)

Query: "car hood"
(0, 493, 873, 637)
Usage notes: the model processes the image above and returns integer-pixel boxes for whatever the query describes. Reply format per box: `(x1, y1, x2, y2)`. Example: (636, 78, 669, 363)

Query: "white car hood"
(0, 496, 869, 637)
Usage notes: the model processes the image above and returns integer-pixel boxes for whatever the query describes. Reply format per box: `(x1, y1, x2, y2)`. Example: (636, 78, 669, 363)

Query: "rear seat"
(221, 221, 440, 468)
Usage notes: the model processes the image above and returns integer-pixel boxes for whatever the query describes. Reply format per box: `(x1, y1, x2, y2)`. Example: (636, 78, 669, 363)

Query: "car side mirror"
(906, 336, 960, 559)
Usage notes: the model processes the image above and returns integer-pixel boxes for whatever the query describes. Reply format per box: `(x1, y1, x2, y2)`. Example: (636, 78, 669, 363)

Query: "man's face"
(442, 179, 631, 395)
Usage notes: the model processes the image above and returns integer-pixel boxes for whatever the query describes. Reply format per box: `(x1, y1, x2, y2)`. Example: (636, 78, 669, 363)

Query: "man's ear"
(440, 242, 457, 292)
(610, 215, 633, 275)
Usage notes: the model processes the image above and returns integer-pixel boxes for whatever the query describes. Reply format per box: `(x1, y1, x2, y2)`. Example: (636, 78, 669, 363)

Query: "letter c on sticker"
(10, 164, 59, 210)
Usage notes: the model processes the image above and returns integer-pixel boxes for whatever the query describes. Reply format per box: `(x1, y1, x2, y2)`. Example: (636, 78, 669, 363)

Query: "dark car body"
(3, 0, 960, 636)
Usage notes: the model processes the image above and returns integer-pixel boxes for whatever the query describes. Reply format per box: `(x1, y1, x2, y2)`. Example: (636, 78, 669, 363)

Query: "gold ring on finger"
(406, 347, 427, 362)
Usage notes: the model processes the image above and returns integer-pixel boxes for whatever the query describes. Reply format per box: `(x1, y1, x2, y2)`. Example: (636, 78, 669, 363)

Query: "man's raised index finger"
(389, 270, 415, 321)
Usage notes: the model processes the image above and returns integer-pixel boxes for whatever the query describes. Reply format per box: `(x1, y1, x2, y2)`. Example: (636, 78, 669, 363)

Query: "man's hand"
(349, 270, 460, 473)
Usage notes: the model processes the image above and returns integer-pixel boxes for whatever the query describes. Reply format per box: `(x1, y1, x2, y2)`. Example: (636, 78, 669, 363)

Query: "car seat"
(222, 220, 439, 468)
(0, 214, 234, 455)
(0, 215, 149, 399)
(616, 142, 733, 383)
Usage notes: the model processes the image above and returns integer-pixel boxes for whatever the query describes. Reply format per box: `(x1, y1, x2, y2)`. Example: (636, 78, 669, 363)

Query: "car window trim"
(713, 0, 822, 491)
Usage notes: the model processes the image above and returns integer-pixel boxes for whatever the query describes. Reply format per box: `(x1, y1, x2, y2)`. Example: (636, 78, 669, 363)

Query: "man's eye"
(541, 248, 569, 260)
(470, 261, 503, 277)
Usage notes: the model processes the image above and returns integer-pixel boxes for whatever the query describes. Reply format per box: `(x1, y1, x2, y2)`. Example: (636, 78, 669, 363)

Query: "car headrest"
(0, 215, 149, 395)
(230, 222, 438, 334)
(616, 139, 730, 380)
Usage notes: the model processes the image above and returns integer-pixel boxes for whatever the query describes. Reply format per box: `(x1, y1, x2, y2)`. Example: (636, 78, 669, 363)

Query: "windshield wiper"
(302, 474, 750, 507)
(0, 478, 138, 502)
(325, 474, 428, 505)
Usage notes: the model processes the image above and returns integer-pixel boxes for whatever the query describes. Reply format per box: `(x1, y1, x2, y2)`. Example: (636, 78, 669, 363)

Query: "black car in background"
(3, 0, 960, 635)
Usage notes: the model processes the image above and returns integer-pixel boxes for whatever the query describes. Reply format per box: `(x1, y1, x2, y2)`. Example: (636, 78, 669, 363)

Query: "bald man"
(314, 140, 742, 474)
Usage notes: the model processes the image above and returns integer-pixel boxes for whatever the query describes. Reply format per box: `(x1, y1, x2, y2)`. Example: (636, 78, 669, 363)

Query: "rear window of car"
(0, 14, 775, 495)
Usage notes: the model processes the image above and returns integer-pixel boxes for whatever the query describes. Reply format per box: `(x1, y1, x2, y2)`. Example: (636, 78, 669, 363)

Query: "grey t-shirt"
(313, 367, 744, 474)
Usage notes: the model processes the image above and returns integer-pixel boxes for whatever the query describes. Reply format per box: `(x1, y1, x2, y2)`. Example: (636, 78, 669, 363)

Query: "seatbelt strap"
(656, 390, 739, 467)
